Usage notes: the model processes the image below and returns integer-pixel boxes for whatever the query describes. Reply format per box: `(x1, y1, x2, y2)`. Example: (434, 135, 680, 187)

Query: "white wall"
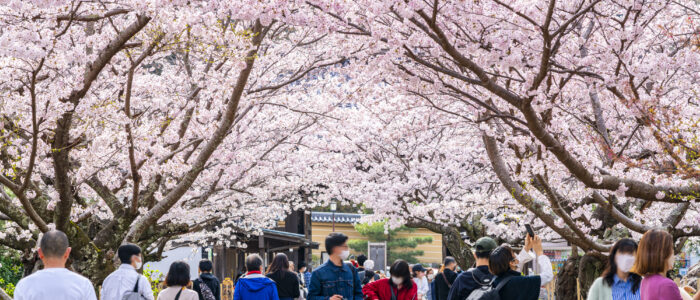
(144, 247, 202, 280)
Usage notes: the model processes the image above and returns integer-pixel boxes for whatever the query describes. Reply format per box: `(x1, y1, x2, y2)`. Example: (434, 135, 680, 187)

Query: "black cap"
(412, 264, 427, 272)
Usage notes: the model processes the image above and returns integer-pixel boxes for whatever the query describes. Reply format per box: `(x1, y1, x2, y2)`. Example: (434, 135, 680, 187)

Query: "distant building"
(279, 211, 444, 267)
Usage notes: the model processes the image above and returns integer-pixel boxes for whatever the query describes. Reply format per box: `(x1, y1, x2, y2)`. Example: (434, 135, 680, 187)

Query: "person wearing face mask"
(308, 232, 363, 300)
(632, 229, 683, 300)
(587, 238, 641, 300)
(487, 235, 554, 300)
(426, 269, 436, 300)
(363, 260, 418, 300)
(101, 243, 154, 300)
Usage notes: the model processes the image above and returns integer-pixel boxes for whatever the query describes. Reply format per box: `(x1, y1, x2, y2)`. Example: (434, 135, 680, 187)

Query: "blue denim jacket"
(308, 261, 363, 300)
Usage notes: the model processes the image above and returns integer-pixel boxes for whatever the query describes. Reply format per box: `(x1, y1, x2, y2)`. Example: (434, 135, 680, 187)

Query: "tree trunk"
(405, 221, 475, 269)
(578, 252, 607, 298)
(555, 253, 607, 300)
(555, 256, 580, 300)
(71, 248, 118, 286)
(441, 227, 475, 269)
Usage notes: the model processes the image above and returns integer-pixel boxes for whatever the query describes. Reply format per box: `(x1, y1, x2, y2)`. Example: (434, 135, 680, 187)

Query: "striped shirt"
(611, 274, 641, 300)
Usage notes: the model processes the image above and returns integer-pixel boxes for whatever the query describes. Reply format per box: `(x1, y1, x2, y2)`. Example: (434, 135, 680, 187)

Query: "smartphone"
(525, 224, 535, 238)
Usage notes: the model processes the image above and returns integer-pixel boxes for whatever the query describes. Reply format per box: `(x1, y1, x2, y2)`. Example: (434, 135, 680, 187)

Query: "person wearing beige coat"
(158, 261, 199, 300)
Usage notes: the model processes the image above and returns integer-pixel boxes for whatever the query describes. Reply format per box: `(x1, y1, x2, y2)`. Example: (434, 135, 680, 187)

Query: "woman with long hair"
(587, 238, 642, 300)
(488, 235, 554, 300)
(631, 229, 683, 300)
(158, 261, 199, 300)
(265, 253, 300, 300)
(363, 260, 418, 300)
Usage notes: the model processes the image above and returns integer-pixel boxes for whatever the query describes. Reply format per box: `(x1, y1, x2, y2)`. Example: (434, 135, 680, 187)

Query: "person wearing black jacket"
(266, 253, 301, 300)
(357, 254, 379, 286)
(447, 237, 497, 300)
(193, 260, 221, 300)
(434, 257, 458, 300)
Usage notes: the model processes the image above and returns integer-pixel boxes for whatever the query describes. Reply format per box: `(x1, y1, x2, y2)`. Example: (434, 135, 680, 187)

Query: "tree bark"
(441, 227, 475, 269)
(555, 256, 580, 300)
(555, 252, 606, 300)
(405, 221, 475, 269)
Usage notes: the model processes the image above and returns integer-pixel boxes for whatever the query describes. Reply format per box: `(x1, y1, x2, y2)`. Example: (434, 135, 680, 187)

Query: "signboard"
(368, 242, 387, 273)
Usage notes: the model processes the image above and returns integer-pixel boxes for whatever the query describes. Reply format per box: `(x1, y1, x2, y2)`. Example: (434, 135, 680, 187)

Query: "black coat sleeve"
(291, 272, 301, 298)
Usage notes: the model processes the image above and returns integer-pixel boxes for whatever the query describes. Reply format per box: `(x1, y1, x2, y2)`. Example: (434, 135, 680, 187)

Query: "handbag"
(197, 277, 217, 300)
(174, 288, 182, 300)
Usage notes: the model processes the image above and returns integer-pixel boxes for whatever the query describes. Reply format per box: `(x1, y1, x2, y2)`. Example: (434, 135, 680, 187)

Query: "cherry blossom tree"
(0, 0, 346, 283)
(315, 96, 529, 267)
(309, 0, 699, 295)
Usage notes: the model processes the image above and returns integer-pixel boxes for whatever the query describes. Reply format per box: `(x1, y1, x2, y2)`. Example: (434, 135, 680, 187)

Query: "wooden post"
(577, 278, 582, 300)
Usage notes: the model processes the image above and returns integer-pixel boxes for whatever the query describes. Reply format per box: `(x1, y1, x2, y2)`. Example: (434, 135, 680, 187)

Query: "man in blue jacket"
(234, 254, 279, 300)
(308, 233, 363, 300)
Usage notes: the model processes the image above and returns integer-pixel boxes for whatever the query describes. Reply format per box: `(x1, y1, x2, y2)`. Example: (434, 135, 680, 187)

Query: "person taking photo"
(488, 235, 554, 300)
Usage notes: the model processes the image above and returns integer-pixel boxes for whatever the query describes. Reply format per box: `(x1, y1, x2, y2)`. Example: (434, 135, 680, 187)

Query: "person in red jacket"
(363, 260, 417, 300)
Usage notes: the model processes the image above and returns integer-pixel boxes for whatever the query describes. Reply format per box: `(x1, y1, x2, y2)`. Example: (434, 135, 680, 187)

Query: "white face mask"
(427, 274, 435, 281)
(615, 254, 635, 273)
(340, 250, 350, 260)
(133, 256, 143, 269)
(391, 276, 403, 285)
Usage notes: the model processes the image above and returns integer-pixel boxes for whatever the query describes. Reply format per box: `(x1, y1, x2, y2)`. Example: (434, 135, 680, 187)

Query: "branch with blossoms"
(312, 0, 700, 253)
(0, 1, 349, 283)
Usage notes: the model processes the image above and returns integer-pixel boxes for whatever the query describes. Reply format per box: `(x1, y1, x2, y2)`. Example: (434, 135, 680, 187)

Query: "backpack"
(121, 275, 146, 300)
(197, 276, 217, 300)
(466, 275, 512, 300)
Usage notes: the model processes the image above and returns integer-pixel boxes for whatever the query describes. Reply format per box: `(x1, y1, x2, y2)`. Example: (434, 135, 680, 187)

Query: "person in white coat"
(412, 264, 429, 300)
(101, 244, 154, 300)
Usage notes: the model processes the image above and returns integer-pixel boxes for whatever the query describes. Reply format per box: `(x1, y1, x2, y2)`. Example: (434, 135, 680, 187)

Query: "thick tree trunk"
(71, 248, 118, 285)
(555, 253, 607, 300)
(555, 256, 580, 300)
(405, 221, 475, 269)
(441, 227, 475, 269)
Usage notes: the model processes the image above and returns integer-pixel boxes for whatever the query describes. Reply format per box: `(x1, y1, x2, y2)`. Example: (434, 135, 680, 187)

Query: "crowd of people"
(10, 229, 700, 300)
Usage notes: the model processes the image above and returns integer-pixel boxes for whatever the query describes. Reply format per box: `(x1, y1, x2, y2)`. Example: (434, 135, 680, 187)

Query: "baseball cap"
(473, 237, 498, 255)
(412, 264, 427, 272)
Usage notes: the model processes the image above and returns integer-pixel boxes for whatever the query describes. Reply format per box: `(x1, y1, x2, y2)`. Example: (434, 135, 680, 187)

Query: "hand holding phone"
(525, 224, 535, 238)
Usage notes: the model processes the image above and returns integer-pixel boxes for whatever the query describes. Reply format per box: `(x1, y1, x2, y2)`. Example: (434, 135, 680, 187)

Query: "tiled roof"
(311, 212, 364, 224)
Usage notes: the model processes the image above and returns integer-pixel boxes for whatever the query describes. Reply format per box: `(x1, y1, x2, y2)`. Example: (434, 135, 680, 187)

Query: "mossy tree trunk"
(556, 251, 607, 300)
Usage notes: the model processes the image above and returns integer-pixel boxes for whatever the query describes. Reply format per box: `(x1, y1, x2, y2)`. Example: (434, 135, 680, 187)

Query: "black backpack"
(466, 273, 512, 300)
